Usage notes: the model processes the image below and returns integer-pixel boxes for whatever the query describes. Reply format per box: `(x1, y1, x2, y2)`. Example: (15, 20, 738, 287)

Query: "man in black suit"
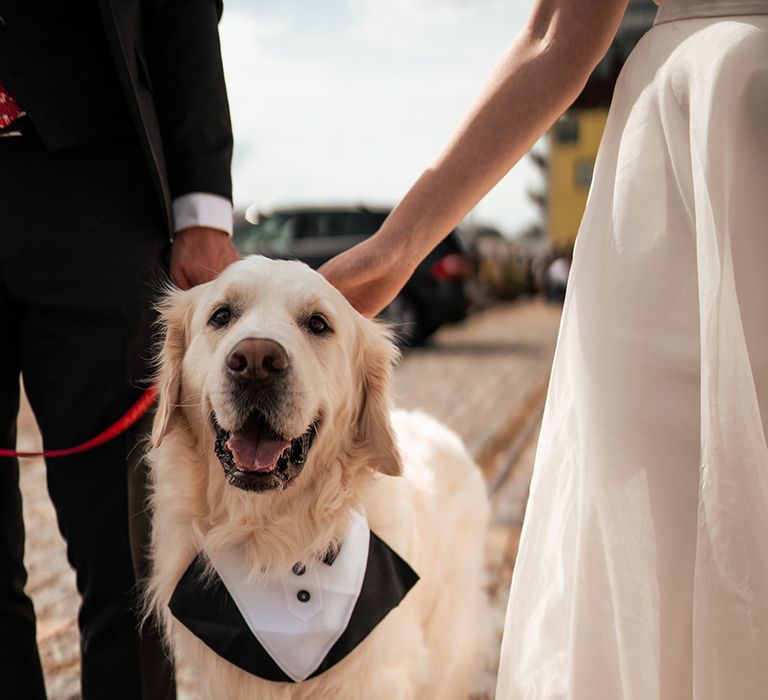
(0, 1, 238, 698)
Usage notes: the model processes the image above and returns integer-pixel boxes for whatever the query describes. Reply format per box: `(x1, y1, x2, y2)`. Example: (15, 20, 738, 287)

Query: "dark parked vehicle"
(233, 206, 472, 344)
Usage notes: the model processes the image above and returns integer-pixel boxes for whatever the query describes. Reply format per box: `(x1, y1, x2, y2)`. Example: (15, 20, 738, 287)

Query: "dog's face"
(152, 256, 401, 495)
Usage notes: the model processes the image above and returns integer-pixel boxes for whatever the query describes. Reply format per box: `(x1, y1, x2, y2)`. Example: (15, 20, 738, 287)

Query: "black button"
(292, 563, 306, 576)
(297, 590, 311, 603)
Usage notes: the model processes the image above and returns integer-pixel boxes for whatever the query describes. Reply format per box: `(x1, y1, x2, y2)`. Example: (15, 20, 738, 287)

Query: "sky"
(218, 0, 541, 236)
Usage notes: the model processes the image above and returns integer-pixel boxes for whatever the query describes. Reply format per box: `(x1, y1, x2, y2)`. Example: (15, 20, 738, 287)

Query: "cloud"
(348, 0, 525, 24)
(219, 1, 540, 234)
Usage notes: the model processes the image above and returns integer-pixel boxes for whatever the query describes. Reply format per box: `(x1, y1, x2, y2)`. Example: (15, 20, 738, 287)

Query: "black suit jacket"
(0, 0, 233, 233)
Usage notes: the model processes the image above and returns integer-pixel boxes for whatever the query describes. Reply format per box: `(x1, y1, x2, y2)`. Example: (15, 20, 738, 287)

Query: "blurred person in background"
(0, 1, 238, 698)
(544, 247, 571, 302)
(321, 0, 768, 696)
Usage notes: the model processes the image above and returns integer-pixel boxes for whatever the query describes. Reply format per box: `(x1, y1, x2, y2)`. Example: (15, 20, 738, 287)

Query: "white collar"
(209, 510, 370, 681)
(169, 510, 419, 683)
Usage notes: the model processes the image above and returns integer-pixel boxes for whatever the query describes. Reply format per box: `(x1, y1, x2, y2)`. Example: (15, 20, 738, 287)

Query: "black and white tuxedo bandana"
(169, 510, 419, 682)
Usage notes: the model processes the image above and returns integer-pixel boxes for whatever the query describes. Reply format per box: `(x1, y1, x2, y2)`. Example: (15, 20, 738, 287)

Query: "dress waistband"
(654, 0, 768, 25)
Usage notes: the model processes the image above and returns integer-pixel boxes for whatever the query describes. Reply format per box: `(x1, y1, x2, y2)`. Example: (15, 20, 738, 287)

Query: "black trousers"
(0, 131, 176, 700)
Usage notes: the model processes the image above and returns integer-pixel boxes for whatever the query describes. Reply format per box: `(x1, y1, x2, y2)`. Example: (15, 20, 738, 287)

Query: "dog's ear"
(151, 287, 196, 448)
(355, 321, 402, 476)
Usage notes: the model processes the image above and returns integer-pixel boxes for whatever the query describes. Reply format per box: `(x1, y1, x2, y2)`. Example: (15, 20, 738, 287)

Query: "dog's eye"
(307, 314, 331, 336)
(209, 306, 232, 328)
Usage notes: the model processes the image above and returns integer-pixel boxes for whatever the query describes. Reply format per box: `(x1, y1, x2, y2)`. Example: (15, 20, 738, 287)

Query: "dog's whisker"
(172, 401, 206, 409)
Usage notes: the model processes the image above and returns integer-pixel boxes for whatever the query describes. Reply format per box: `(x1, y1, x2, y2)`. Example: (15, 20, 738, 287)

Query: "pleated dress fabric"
(496, 1, 768, 698)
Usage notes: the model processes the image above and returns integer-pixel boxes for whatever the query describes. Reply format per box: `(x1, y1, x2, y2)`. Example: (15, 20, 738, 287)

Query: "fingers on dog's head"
(355, 320, 402, 477)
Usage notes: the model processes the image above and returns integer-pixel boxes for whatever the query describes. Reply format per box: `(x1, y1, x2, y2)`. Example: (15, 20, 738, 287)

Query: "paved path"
(16, 299, 561, 699)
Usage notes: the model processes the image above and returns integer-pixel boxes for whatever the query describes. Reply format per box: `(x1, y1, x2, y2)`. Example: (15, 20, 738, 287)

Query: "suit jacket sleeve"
(143, 0, 233, 202)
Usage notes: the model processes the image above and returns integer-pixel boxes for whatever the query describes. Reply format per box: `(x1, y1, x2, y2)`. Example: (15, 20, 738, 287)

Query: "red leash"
(0, 386, 158, 459)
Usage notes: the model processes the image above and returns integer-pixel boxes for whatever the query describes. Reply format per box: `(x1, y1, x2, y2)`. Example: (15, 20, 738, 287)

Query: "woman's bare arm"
(320, 0, 629, 316)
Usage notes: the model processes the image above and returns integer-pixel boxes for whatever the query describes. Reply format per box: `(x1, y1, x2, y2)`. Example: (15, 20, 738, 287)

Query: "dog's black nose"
(227, 338, 289, 381)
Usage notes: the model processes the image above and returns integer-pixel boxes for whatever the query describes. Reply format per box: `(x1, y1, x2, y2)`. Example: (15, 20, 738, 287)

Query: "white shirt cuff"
(172, 192, 233, 236)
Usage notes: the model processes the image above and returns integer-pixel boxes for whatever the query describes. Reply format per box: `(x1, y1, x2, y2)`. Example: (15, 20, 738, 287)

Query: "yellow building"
(547, 109, 608, 248)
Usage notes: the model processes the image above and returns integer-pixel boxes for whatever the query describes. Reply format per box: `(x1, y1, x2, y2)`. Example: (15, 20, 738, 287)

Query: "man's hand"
(170, 226, 240, 290)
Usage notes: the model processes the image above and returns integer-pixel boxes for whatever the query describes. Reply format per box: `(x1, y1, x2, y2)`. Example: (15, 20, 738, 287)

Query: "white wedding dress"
(496, 1, 768, 698)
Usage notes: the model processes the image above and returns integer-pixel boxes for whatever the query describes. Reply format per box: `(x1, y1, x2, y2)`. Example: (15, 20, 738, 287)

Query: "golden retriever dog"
(146, 256, 489, 700)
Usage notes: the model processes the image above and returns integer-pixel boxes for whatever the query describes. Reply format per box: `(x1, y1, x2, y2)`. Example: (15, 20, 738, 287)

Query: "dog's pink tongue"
(226, 429, 289, 473)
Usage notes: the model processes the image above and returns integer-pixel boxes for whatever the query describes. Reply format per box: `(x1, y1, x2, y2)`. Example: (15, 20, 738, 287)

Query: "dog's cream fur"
(146, 256, 489, 700)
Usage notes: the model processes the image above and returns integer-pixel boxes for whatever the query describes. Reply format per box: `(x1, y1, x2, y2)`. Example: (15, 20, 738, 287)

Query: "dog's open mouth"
(212, 411, 317, 492)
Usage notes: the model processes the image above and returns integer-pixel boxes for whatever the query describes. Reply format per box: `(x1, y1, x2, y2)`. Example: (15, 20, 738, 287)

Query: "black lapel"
(168, 533, 419, 683)
(307, 531, 419, 678)
(169, 554, 293, 683)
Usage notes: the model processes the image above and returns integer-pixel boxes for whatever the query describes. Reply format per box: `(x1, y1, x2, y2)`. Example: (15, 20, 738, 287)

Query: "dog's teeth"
(212, 417, 318, 490)
(289, 438, 306, 465)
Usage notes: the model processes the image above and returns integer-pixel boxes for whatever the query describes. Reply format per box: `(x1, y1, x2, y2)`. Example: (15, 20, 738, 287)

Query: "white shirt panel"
(211, 510, 370, 681)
